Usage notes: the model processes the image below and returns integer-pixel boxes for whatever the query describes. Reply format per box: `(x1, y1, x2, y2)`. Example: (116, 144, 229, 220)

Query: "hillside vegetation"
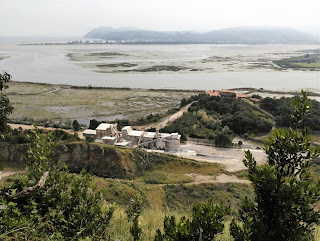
(161, 94, 272, 146)
(85, 26, 317, 44)
(260, 96, 320, 130)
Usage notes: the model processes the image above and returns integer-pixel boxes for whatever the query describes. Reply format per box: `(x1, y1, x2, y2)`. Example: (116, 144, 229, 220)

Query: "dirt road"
(0, 171, 19, 179)
(186, 173, 250, 184)
(134, 102, 194, 131)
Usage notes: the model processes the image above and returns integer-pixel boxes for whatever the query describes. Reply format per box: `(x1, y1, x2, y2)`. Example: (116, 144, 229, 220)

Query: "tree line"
(260, 96, 320, 130)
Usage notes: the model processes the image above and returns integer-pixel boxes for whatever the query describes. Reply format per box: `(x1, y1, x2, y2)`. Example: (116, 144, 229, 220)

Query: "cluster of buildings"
(206, 89, 261, 102)
(68, 40, 107, 44)
(83, 124, 181, 153)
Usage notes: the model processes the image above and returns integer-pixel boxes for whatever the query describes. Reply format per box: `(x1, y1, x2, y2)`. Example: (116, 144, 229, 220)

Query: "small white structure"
(96, 123, 117, 139)
(121, 126, 132, 138)
(101, 136, 117, 145)
(114, 141, 132, 147)
(83, 129, 97, 138)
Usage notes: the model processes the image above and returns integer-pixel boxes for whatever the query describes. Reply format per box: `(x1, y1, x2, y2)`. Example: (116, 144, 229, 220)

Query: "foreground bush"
(0, 127, 114, 240)
(230, 91, 320, 241)
(155, 200, 229, 240)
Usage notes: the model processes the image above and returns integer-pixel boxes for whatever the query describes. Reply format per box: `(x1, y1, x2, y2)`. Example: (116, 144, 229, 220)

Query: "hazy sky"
(1, 0, 320, 36)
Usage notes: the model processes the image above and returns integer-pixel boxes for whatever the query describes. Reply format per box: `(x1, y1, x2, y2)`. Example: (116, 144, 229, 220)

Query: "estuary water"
(0, 41, 319, 90)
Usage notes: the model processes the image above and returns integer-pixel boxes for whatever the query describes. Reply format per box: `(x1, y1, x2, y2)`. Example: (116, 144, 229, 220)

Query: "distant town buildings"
(83, 123, 181, 153)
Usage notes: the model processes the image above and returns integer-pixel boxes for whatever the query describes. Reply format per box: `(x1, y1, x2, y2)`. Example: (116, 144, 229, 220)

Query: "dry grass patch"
(7, 81, 200, 124)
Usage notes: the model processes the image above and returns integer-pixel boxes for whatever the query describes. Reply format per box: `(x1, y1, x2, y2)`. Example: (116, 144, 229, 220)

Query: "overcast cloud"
(1, 0, 319, 36)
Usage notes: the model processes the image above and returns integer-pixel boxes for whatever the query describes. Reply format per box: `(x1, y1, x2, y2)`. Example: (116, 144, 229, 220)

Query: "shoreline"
(10, 80, 320, 96)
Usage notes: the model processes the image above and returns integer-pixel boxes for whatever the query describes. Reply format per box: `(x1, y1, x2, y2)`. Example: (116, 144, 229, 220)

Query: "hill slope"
(84, 26, 317, 44)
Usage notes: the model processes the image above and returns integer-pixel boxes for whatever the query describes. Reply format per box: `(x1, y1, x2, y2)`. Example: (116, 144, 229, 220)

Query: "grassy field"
(275, 53, 320, 69)
(5, 81, 200, 126)
(1, 154, 320, 240)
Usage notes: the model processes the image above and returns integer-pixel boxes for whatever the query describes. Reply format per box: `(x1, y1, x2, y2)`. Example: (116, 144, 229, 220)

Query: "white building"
(82, 129, 96, 138)
(121, 126, 181, 152)
(83, 123, 181, 152)
(96, 123, 117, 139)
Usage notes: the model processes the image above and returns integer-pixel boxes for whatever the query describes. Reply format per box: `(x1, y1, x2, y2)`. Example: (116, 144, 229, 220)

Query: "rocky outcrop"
(0, 143, 29, 164)
(54, 143, 135, 178)
(0, 142, 135, 178)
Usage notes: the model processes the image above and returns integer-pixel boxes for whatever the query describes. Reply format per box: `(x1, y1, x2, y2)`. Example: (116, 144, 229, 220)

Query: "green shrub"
(0, 127, 114, 240)
(231, 91, 320, 241)
(155, 200, 229, 241)
(126, 195, 143, 241)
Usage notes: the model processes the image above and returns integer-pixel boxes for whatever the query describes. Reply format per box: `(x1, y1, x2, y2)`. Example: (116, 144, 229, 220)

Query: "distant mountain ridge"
(84, 26, 318, 44)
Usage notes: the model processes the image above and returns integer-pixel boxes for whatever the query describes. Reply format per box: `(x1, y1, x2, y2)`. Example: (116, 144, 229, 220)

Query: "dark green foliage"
(72, 119, 80, 131)
(214, 127, 233, 147)
(51, 129, 80, 142)
(155, 200, 228, 241)
(0, 127, 29, 144)
(251, 94, 262, 99)
(160, 112, 209, 139)
(260, 96, 320, 130)
(0, 71, 11, 92)
(126, 195, 143, 241)
(146, 127, 157, 132)
(204, 96, 270, 134)
(180, 93, 205, 108)
(167, 107, 180, 114)
(0, 127, 114, 240)
(136, 113, 161, 125)
(115, 118, 130, 130)
(85, 135, 95, 143)
(222, 110, 272, 134)
(160, 112, 208, 139)
(0, 153, 6, 170)
(88, 119, 101, 129)
(243, 133, 249, 140)
(163, 94, 271, 144)
(0, 95, 14, 132)
(0, 72, 13, 133)
(0, 128, 80, 144)
(230, 91, 320, 241)
(194, 95, 272, 134)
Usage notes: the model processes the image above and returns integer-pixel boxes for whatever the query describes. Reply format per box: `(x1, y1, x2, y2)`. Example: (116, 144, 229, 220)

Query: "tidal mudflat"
(6, 81, 200, 124)
(66, 44, 320, 73)
(0, 44, 319, 90)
